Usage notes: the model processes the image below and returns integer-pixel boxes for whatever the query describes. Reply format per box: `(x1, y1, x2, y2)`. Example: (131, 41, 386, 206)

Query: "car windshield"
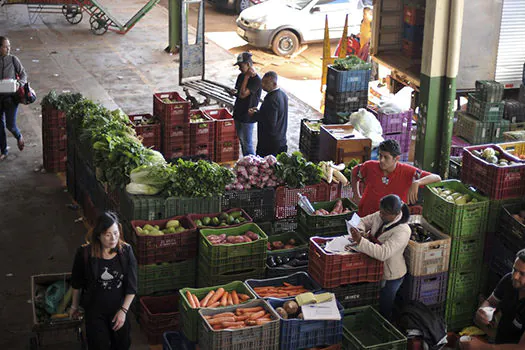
(285, 0, 313, 10)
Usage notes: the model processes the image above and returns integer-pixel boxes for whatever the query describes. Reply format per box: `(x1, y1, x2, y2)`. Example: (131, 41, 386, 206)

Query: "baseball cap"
(234, 52, 253, 66)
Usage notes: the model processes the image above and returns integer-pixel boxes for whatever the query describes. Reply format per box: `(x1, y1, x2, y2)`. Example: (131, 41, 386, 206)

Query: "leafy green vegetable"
(275, 152, 322, 188)
(342, 159, 360, 183)
(41, 90, 83, 111)
(332, 55, 371, 71)
(126, 183, 163, 195)
(130, 164, 171, 187)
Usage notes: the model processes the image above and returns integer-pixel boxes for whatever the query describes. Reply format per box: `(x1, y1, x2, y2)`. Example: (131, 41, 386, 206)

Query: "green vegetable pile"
(332, 55, 371, 71)
(342, 159, 360, 183)
(275, 152, 323, 188)
(41, 90, 83, 111)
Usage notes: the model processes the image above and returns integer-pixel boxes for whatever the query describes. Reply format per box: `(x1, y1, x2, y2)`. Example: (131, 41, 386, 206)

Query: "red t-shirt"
(351, 161, 430, 217)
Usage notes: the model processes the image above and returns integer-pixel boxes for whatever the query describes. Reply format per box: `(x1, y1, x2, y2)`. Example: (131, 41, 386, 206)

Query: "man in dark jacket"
(248, 71, 288, 157)
(231, 52, 261, 156)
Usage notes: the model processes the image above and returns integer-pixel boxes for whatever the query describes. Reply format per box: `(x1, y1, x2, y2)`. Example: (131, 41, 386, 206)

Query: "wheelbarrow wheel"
(90, 14, 108, 35)
(63, 5, 83, 25)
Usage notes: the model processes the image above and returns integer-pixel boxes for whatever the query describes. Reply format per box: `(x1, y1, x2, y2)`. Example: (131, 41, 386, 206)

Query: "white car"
(236, 0, 371, 56)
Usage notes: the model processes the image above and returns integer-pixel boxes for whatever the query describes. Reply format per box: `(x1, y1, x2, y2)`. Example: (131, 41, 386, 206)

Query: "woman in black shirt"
(69, 211, 137, 350)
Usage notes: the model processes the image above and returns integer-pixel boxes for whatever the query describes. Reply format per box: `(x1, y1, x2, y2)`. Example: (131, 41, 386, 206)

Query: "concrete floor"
(0, 1, 322, 349)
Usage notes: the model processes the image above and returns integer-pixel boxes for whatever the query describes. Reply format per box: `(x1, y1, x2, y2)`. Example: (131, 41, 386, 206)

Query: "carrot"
(227, 293, 233, 305)
(237, 306, 264, 314)
(283, 282, 292, 287)
(221, 321, 245, 328)
(220, 291, 229, 307)
(209, 288, 225, 305)
(238, 293, 250, 301)
(208, 302, 220, 308)
(246, 319, 272, 326)
(210, 312, 235, 319)
(192, 294, 200, 308)
(224, 324, 245, 329)
(248, 310, 266, 320)
(231, 290, 239, 305)
(186, 291, 196, 308)
(234, 314, 250, 321)
(200, 290, 215, 307)
(208, 317, 236, 325)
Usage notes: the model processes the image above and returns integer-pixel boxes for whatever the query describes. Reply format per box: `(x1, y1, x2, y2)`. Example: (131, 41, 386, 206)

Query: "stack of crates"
(376, 109, 413, 161)
(128, 113, 161, 151)
(400, 215, 452, 318)
(139, 295, 180, 345)
(308, 236, 383, 309)
(154, 91, 191, 160)
(197, 223, 268, 287)
(422, 180, 490, 330)
(201, 107, 239, 163)
(42, 103, 67, 172)
(324, 62, 371, 124)
(299, 119, 322, 162)
(454, 81, 509, 145)
(188, 109, 215, 160)
(402, 1, 425, 59)
(296, 198, 357, 239)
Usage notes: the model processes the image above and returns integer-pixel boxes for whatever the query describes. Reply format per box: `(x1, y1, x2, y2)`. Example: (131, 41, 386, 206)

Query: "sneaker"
(17, 135, 24, 151)
(0, 154, 7, 161)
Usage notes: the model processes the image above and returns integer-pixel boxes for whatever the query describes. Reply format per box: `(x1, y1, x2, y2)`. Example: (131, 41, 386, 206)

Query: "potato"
(283, 300, 299, 315)
(272, 241, 284, 250)
(275, 307, 288, 319)
(297, 313, 304, 320)
(246, 231, 259, 241)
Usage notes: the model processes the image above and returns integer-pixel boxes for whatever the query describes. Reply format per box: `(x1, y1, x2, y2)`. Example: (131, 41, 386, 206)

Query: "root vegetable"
(231, 290, 239, 305)
(275, 307, 288, 319)
(220, 292, 229, 307)
(209, 288, 225, 305)
(186, 291, 196, 308)
(283, 301, 299, 315)
(200, 290, 215, 307)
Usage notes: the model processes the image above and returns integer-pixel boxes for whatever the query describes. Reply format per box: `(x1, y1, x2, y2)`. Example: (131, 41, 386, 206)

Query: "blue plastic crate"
(245, 271, 322, 299)
(326, 66, 371, 94)
(403, 23, 424, 44)
(162, 331, 195, 350)
(268, 298, 343, 350)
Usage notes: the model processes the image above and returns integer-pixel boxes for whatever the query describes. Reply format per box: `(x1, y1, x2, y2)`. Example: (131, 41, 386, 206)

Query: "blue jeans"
(0, 97, 21, 155)
(379, 275, 405, 320)
(235, 120, 255, 156)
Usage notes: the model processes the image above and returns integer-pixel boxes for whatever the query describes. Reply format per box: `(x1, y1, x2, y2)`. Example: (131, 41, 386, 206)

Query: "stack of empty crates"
(201, 107, 239, 163)
(402, 0, 425, 59)
(454, 80, 509, 145)
(42, 103, 67, 172)
(503, 65, 525, 128)
(376, 109, 413, 161)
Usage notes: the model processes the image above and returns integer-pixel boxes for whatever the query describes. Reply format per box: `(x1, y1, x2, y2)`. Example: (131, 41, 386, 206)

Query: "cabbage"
(126, 183, 163, 195)
(144, 149, 167, 165)
(129, 164, 171, 187)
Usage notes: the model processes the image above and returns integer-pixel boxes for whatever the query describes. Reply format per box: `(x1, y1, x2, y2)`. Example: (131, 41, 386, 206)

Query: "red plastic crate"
(129, 113, 161, 151)
(201, 107, 237, 140)
(42, 105, 66, 129)
(43, 149, 67, 172)
(325, 181, 342, 201)
(162, 143, 189, 160)
(308, 236, 384, 288)
(214, 138, 240, 163)
(402, 39, 422, 59)
(153, 91, 190, 126)
(139, 295, 180, 345)
(189, 110, 215, 146)
(404, 4, 425, 26)
(451, 136, 470, 157)
(274, 183, 330, 220)
(131, 216, 198, 265)
(42, 128, 67, 150)
(189, 142, 214, 159)
(376, 109, 413, 134)
(461, 144, 525, 199)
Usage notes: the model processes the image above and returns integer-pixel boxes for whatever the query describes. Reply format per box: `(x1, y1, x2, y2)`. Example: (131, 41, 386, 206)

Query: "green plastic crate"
(164, 196, 221, 218)
(445, 298, 478, 331)
(179, 281, 257, 342)
(297, 198, 358, 231)
(475, 80, 504, 103)
(342, 306, 407, 350)
(449, 235, 485, 271)
(137, 258, 196, 295)
(198, 251, 266, 276)
(200, 223, 268, 261)
(487, 198, 523, 232)
(492, 119, 511, 143)
(298, 222, 349, 239)
(422, 180, 489, 237)
(467, 93, 504, 122)
(267, 231, 308, 255)
(119, 189, 166, 221)
(197, 263, 265, 288)
(447, 270, 482, 300)
(454, 111, 493, 144)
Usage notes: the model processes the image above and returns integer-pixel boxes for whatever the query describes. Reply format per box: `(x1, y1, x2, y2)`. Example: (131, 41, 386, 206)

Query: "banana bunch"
(459, 326, 485, 336)
(319, 161, 348, 185)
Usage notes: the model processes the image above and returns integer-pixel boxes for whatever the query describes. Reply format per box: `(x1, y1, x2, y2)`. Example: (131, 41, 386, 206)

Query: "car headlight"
(249, 21, 267, 30)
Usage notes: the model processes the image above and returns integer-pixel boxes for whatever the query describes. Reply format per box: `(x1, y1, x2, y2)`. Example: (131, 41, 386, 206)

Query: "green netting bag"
(45, 280, 68, 314)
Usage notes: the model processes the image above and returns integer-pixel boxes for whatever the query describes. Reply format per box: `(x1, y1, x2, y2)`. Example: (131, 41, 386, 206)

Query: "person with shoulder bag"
(0, 36, 28, 161)
(69, 211, 137, 350)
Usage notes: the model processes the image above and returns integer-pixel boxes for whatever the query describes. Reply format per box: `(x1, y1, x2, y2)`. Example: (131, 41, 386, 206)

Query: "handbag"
(12, 56, 36, 105)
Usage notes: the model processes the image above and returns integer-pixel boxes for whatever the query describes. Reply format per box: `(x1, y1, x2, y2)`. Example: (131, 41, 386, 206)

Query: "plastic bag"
(378, 86, 414, 114)
(45, 280, 68, 314)
(346, 108, 384, 148)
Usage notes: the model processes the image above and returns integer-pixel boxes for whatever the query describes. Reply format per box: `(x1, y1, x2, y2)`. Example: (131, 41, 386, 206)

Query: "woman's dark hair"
(379, 139, 402, 157)
(0, 36, 7, 47)
(380, 194, 410, 223)
(86, 211, 125, 258)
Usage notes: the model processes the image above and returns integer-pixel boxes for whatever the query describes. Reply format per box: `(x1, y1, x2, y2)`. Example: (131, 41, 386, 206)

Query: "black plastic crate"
(325, 90, 368, 114)
(221, 188, 275, 223)
(504, 100, 525, 123)
(327, 281, 381, 309)
(326, 66, 371, 94)
(273, 218, 298, 235)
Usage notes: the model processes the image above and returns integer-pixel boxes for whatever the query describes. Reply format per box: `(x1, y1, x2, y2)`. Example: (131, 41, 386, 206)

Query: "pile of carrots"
(203, 306, 275, 330)
(186, 288, 252, 308)
(252, 282, 309, 298)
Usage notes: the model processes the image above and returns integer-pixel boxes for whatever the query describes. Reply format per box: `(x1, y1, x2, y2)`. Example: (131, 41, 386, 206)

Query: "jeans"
(379, 275, 405, 320)
(0, 97, 21, 155)
(234, 120, 255, 156)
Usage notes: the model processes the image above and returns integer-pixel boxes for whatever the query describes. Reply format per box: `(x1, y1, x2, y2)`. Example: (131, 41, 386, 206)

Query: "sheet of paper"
(346, 213, 361, 231)
(301, 296, 341, 321)
(324, 236, 353, 253)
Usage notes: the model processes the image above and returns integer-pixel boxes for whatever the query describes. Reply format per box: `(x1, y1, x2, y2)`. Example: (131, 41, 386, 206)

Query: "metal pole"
(166, 0, 180, 53)
(440, 0, 464, 178)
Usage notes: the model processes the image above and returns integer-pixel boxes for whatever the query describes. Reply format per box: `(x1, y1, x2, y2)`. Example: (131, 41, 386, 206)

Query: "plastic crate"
(405, 216, 451, 276)
(325, 90, 368, 113)
(189, 142, 213, 159)
(490, 231, 525, 274)
(376, 109, 413, 134)
(198, 299, 280, 350)
(449, 235, 485, 271)
(274, 183, 329, 220)
(137, 258, 196, 295)
(197, 264, 265, 288)
(188, 208, 252, 231)
(461, 145, 525, 200)
(500, 202, 525, 241)
(164, 196, 221, 218)
(214, 138, 240, 163)
(268, 298, 343, 350)
(267, 231, 308, 254)
(342, 306, 407, 350)
(199, 250, 266, 277)
(454, 111, 493, 144)
(273, 218, 298, 234)
(475, 80, 505, 103)
(201, 107, 237, 140)
(299, 119, 322, 149)
(449, 157, 462, 180)
(403, 23, 424, 43)
(447, 269, 482, 300)
(308, 236, 384, 288)
(43, 151, 67, 172)
(402, 39, 422, 59)
(399, 272, 448, 305)
(131, 216, 198, 265)
(450, 136, 470, 157)
(326, 66, 371, 94)
(153, 91, 191, 126)
(492, 119, 511, 143)
(383, 130, 411, 155)
(498, 141, 525, 162)
(428, 302, 445, 319)
(327, 281, 381, 309)
(221, 188, 275, 223)
(297, 198, 357, 233)
(139, 295, 180, 345)
(445, 298, 478, 331)
(467, 93, 504, 122)
(404, 4, 425, 25)
(162, 331, 195, 350)
(189, 110, 215, 145)
(265, 251, 309, 278)
(245, 271, 323, 299)
(503, 100, 525, 123)
(422, 180, 490, 236)
(300, 140, 321, 162)
(179, 281, 257, 342)
(42, 127, 67, 149)
(119, 190, 166, 221)
(129, 113, 161, 150)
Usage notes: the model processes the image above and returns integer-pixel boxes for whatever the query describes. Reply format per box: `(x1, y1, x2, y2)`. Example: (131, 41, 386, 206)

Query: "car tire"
(271, 30, 299, 57)
(235, 0, 251, 13)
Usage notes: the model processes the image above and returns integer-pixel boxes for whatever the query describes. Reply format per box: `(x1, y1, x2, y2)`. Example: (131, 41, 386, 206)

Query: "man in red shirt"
(351, 139, 441, 217)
